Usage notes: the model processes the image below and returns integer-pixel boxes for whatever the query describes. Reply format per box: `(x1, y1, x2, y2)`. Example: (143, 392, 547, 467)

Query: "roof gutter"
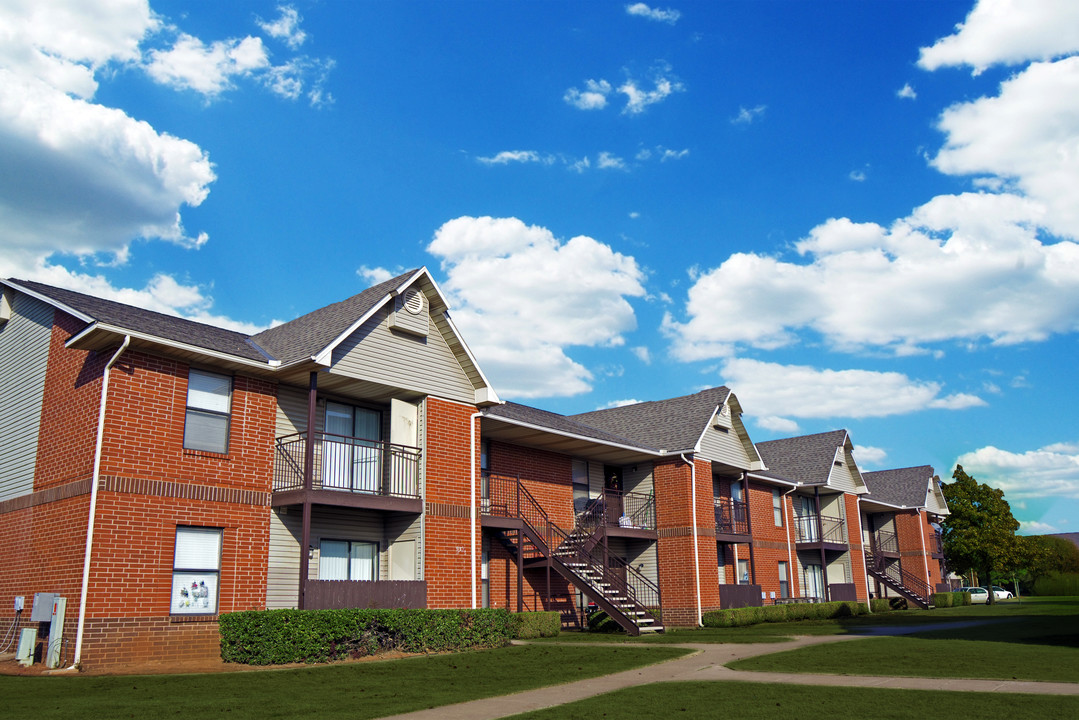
(71, 334, 129, 669)
(67, 323, 279, 370)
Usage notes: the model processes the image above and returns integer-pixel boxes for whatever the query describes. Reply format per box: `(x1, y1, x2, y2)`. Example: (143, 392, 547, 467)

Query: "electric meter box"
(30, 592, 58, 622)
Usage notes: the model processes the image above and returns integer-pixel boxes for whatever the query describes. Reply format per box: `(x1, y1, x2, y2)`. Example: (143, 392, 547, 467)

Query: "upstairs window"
(772, 489, 783, 527)
(184, 369, 232, 454)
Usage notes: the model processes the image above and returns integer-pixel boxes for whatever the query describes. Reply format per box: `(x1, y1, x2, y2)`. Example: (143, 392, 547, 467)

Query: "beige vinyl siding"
(622, 462, 653, 496)
(826, 457, 860, 494)
(0, 292, 54, 501)
(266, 506, 424, 608)
(276, 384, 312, 437)
(627, 540, 658, 589)
(828, 553, 851, 585)
(820, 494, 845, 519)
(587, 462, 604, 499)
(926, 483, 949, 515)
(698, 423, 753, 470)
(267, 508, 302, 608)
(329, 305, 476, 404)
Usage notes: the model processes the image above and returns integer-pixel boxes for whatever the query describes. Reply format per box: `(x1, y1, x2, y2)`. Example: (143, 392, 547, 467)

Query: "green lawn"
(729, 596, 1079, 682)
(0, 644, 691, 720)
(510, 681, 1079, 720)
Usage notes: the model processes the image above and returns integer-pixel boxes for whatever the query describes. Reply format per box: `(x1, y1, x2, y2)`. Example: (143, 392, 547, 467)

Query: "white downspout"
(917, 509, 931, 593)
(470, 411, 482, 609)
(783, 487, 796, 597)
(72, 335, 129, 668)
(680, 453, 702, 626)
(856, 497, 872, 613)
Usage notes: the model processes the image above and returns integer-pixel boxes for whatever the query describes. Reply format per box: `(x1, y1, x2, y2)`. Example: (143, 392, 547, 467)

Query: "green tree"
(1023, 535, 1079, 582)
(940, 465, 1020, 604)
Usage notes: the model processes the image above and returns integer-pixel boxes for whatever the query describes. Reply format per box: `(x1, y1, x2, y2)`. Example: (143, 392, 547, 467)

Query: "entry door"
(796, 496, 818, 541)
(804, 563, 824, 600)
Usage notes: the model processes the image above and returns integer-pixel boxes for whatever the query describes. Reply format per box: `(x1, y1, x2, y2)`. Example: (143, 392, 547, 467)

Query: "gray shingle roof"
(9, 279, 267, 362)
(862, 465, 935, 507)
(251, 269, 418, 365)
(570, 387, 732, 453)
(484, 402, 657, 450)
(754, 430, 849, 485)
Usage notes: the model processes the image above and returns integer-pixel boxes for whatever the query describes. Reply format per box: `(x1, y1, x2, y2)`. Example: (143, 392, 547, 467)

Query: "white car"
(958, 586, 989, 604)
(986, 585, 1014, 600)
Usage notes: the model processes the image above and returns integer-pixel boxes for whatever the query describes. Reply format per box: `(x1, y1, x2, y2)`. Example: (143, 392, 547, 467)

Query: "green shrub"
(957, 591, 972, 606)
(1033, 573, 1079, 596)
(702, 601, 866, 629)
(869, 598, 891, 613)
(219, 608, 517, 665)
(516, 611, 560, 639)
(587, 610, 622, 633)
(888, 597, 909, 611)
(932, 592, 953, 608)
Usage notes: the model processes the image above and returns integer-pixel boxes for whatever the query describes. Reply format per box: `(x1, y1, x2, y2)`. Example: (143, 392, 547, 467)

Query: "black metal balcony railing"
(793, 514, 847, 544)
(874, 529, 899, 554)
(574, 488, 656, 531)
(714, 498, 749, 536)
(931, 531, 945, 556)
(273, 431, 421, 498)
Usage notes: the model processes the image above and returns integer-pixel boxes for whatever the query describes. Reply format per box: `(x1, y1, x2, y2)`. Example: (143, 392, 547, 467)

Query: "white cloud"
(564, 79, 612, 110)
(732, 105, 767, 125)
(756, 415, 800, 434)
(660, 147, 689, 161)
(720, 358, 985, 425)
(897, 83, 917, 100)
(0, 4, 216, 262)
(604, 398, 644, 409)
(625, 3, 681, 25)
(849, 169, 867, 182)
(918, 0, 1079, 74)
(258, 5, 307, 49)
(931, 57, 1079, 240)
(1021, 519, 1059, 533)
(663, 193, 1079, 360)
(619, 70, 684, 115)
(631, 346, 651, 364)
(853, 445, 888, 466)
(427, 216, 646, 398)
(146, 34, 270, 96)
(1, 259, 268, 334)
(356, 265, 394, 284)
(956, 441, 1079, 499)
(477, 150, 554, 166)
(597, 152, 628, 170)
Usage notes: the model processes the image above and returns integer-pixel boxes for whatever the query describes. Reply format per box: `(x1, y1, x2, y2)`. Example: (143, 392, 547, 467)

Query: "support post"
(815, 488, 828, 602)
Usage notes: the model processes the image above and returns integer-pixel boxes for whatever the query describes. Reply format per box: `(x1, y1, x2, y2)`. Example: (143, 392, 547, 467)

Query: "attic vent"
(403, 289, 423, 315)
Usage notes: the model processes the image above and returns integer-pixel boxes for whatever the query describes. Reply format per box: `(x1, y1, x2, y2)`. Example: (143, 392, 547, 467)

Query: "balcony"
(931, 530, 945, 558)
(873, 529, 900, 556)
(304, 579, 427, 609)
(714, 497, 749, 541)
(273, 431, 422, 512)
(577, 488, 656, 535)
(793, 514, 848, 550)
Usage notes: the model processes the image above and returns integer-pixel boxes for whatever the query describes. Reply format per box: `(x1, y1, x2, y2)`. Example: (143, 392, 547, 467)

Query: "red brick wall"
(3, 313, 279, 669)
(488, 441, 574, 529)
(33, 312, 105, 491)
(895, 508, 932, 590)
(654, 457, 718, 625)
(423, 398, 478, 608)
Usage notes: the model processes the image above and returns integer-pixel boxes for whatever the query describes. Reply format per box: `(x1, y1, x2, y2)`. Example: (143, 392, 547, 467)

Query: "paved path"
(377, 632, 1079, 720)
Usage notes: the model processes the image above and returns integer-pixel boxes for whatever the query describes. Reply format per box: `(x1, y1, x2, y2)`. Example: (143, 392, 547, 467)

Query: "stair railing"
(865, 549, 932, 603)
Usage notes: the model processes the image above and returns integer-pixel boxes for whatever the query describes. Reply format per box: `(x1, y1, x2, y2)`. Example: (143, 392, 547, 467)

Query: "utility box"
(16, 628, 37, 667)
(31, 593, 58, 622)
(46, 596, 67, 668)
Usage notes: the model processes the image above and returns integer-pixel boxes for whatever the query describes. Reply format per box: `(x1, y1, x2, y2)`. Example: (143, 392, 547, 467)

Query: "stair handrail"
(865, 549, 932, 602)
(488, 472, 661, 626)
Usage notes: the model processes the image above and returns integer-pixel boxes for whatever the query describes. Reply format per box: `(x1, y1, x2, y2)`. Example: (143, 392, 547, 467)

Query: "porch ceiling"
(481, 417, 657, 466)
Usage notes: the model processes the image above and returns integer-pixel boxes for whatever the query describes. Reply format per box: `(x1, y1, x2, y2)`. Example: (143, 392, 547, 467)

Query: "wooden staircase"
(865, 549, 932, 609)
(485, 473, 663, 635)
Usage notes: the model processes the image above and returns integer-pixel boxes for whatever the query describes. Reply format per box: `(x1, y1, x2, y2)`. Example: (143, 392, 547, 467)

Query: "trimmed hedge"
(516, 611, 561, 639)
(869, 598, 892, 613)
(932, 591, 969, 608)
(702, 600, 867, 628)
(219, 608, 518, 665)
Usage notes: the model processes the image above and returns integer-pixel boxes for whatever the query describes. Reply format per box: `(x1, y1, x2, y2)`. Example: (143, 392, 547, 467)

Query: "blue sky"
(3, 1, 1078, 533)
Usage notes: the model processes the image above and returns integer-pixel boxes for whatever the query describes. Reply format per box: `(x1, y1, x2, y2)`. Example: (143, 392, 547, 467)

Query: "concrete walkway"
(377, 632, 1079, 720)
